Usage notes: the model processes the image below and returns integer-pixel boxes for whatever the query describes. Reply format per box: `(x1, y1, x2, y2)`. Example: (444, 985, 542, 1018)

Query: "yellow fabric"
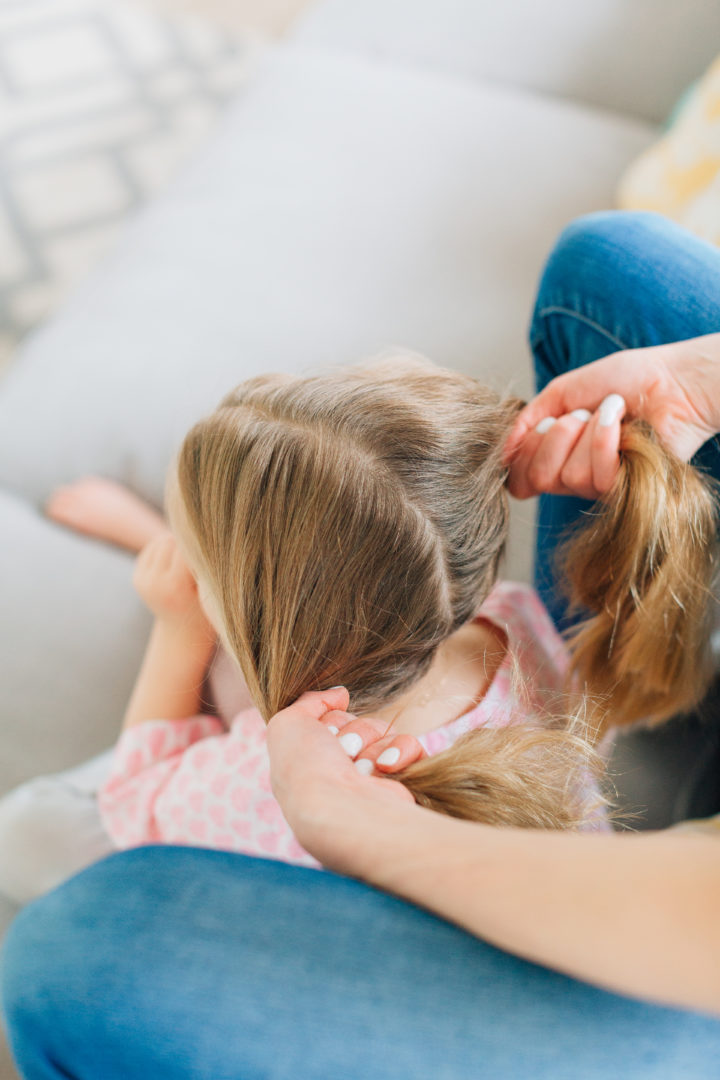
(670, 814, 720, 837)
(618, 56, 720, 245)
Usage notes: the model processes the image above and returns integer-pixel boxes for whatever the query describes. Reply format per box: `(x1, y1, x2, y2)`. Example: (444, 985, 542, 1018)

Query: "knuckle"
(554, 415, 576, 435)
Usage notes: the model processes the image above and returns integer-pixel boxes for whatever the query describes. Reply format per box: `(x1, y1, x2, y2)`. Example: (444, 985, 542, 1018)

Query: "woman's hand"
(266, 688, 425, 873)
(504, 334, 720, 500)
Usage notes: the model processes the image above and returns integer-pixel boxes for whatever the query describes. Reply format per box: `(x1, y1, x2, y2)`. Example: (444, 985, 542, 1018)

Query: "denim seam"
(534, 306, 630, 352)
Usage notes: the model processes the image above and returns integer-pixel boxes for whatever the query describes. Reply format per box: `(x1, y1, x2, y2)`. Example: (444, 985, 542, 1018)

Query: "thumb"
(267, 686, 350, 742)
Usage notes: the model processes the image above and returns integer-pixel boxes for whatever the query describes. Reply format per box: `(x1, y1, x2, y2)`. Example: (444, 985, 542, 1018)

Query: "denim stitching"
(535, 305, 630, 352)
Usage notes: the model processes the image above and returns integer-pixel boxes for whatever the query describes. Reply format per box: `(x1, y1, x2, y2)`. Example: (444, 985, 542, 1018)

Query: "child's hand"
(133, 532, 212, 633)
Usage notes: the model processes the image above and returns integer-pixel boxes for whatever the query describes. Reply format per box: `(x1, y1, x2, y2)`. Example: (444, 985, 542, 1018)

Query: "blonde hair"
(174, 352, 717, 829)
(561, 420, 718, 729)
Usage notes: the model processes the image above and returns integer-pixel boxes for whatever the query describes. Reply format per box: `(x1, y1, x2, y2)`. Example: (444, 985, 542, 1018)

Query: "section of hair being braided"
(559, 419, 718, 731)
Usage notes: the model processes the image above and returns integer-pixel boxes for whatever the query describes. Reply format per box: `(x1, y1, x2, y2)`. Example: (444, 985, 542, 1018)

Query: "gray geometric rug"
(0, 0, 259, 375)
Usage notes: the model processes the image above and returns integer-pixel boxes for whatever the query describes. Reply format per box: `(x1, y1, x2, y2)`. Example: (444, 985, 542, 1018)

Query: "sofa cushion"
(0, 488, 149, 793)
(295, 0, 720, 125)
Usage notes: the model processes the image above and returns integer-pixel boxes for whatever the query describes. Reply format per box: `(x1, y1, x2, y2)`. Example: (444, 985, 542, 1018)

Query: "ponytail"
(560, 420, 718, 730)
(393, 710, 605, 828)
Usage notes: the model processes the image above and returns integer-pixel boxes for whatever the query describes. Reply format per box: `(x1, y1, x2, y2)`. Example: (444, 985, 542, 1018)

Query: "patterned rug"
(0, 0, 260, 374)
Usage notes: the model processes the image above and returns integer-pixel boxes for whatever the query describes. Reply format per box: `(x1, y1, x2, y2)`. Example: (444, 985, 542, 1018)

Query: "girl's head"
(170, 352, 520, 722)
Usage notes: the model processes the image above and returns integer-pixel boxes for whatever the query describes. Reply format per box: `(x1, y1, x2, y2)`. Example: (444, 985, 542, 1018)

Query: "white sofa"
(1, 0, 718, 964)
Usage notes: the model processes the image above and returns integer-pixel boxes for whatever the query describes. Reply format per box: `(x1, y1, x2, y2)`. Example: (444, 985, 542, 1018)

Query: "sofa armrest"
(294, 0, 720, 124)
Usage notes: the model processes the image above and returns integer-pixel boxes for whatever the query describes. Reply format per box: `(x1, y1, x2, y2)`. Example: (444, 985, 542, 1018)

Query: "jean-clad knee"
(5, 847, 720, 1080)
(531, 210, 720, 364)
(528, 210, 720, 625)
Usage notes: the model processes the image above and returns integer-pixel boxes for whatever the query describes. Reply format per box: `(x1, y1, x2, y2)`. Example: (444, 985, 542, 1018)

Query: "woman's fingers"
(508, 396, 625, 499)
(361, 734, 425, 773)
(504, 370, 593, 464)
(270, 690, 424, 781)
(558, 396, 625, 497)
(318, 713, 425, 774)
(591, 394, 626, 493)
(285, 687, 351, 723)
(504, 350, 641, 467)
(512, 410, 591, 498)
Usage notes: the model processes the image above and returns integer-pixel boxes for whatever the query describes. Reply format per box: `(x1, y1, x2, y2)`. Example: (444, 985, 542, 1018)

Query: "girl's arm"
(267, 690, 720, 1017)
(122, 533, 217, 730)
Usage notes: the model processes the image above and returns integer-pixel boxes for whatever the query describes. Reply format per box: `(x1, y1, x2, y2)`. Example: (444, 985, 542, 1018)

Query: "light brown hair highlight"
(560, 419, 718, 731)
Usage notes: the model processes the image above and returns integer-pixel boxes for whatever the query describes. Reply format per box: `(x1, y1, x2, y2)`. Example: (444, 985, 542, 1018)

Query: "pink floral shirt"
(98, 582, 605, 868)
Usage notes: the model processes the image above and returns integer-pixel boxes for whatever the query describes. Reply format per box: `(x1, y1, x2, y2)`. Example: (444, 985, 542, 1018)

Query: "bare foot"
(46, 476, 168, 553)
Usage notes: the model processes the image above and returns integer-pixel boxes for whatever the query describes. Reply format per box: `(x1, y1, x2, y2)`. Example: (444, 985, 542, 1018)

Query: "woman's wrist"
(289, 777, 450, 885)
(670, 332, 720, 441)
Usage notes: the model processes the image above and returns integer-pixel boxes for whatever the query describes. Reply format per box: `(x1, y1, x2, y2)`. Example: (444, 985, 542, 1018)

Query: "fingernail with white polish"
(535, 417, 556, 435)
(598, 394, 625, 427)
(327, 725, 339, 735)
(570, 408, 592, 423)
(354, 758, 374, 776)
(376, 747, 401, 766)
(338, 732, 363, 758)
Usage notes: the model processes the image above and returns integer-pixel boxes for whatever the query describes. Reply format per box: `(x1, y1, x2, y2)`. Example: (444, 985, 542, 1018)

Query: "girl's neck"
(361, 619, 507, 736)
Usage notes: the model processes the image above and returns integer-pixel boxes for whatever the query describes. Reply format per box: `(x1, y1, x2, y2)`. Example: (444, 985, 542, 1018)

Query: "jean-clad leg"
(3, 846, 720, 1080)
(531, 211, 720, 628)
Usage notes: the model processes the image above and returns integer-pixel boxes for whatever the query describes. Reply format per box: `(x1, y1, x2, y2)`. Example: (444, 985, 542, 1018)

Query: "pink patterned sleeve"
(98, 716, 225, 848)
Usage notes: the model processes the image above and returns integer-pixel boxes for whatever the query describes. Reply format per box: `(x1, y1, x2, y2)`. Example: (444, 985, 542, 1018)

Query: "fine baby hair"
(173, 352, 717, 829)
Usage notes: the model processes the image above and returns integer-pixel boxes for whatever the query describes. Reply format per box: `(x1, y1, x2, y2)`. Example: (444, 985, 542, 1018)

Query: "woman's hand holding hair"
(504, 333, 720, 499)
(266, 688, 425, 875)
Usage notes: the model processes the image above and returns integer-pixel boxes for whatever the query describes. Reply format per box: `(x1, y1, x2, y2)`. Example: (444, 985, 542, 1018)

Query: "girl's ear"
(561, 420, 718, 730)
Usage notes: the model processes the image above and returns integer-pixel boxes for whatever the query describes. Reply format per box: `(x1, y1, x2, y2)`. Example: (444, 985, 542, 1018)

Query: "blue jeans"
(4, 212, 720, 1079)
(4, 846, 720, 1080)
